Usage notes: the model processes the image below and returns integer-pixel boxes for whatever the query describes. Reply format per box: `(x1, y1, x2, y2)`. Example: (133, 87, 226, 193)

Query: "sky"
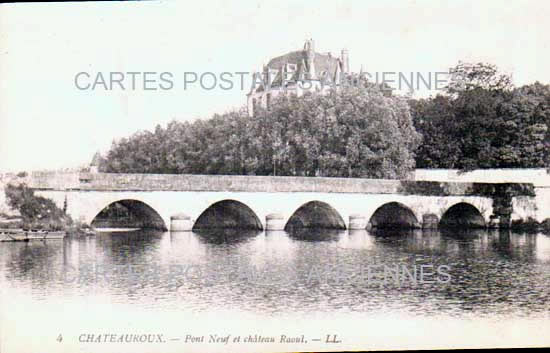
(1, 0, 549, 172)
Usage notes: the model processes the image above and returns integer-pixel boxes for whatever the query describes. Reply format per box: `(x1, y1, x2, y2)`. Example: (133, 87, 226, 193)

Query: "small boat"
(26, 230, 66, 240)
(0, 228, 66, 242)
(0, 230, 28, 242)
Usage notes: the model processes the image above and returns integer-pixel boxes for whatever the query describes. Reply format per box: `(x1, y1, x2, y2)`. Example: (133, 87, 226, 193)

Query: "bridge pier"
(265, 213, 285, 231)
(489, 215, 511, 229)
(170, 213, 193, 232)
(349, 214, 367, 230)
(422, 214, 439, 229)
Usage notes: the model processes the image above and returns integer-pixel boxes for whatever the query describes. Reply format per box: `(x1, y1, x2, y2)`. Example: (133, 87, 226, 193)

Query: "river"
(1, 228, 550, 352)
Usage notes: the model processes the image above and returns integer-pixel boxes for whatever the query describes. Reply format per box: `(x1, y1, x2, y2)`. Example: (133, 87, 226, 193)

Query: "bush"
(4, 183, 73, 231)
(511, 218, 540, 233)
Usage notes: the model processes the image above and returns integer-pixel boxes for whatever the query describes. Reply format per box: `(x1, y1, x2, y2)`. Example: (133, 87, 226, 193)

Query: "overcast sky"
(1, 0, 549, 172)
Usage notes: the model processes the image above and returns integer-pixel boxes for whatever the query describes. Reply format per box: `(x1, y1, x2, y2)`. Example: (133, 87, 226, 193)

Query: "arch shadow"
(287, 228, 345, 242)
(192, 200, 263, 230)
(369, 227, 419, 238)
(284, 201, 346, 231)
(193, 228, 262, 245)
(440, 202, 486, 229)
(91, 199, 167, 230)
(368, 202, 419, 230)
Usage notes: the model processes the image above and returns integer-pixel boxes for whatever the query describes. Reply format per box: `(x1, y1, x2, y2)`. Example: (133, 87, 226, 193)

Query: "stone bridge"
(15, 172, 541, 231)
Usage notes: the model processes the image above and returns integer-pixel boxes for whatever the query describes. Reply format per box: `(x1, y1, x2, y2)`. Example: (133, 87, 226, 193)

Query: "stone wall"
(415, 168, 550, 187)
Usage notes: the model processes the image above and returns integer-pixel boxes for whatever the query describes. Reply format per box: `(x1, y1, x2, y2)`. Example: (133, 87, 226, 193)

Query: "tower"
(304, 39, 316, 79)
(340, 49, 349, 73)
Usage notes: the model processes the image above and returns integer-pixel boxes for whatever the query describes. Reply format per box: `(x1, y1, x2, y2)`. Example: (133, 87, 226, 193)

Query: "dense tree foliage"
(412, 63, 550, 170)
(447, 62, 513, 94)
(102, 82, 421, 179)
(4, 183, 72, 230)
(101, 62, 550, 175)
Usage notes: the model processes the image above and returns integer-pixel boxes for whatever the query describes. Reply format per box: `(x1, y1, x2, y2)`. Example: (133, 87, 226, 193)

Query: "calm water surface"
(1, 228, 550, 318)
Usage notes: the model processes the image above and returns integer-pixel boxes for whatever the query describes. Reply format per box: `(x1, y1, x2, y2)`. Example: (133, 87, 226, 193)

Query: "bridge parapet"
(23, 172, 536, 198)
(415, 168, 550, 187)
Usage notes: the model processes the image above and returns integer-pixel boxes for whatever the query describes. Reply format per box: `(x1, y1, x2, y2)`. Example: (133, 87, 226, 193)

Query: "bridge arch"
(285, 201, 346, 231)
(368, 202, 420, 229)
(192, 199, 263, 230)
(440, 202, 486, 228)
(91, 199, 167, 230)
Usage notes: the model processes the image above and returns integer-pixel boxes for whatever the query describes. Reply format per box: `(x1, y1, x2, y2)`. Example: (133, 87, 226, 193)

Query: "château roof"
(267, 50, 340, 78)
(249, 39, 348, 94)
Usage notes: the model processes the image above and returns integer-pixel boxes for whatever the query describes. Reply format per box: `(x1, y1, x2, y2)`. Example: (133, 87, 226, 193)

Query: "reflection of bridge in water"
(23, 172, 546, 232)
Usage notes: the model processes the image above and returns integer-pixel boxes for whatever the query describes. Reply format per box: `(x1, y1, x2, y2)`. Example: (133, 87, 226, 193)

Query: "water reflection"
(286, 228, 345, 242)
(193, 228, 262, 245)
(439, 227, 489, 239)
(490, 232, 538, 261)
(3, 241, 62, 285)
(95, 229, 165, 266)
(369, 227, 419, 238)
(1, 227, 550, 317)
(535, 234, 550, 262)
(336, 230, 376, 250)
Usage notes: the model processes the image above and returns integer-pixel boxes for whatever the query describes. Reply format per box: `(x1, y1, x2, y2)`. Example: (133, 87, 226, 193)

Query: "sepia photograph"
(0, 0, 550, 352)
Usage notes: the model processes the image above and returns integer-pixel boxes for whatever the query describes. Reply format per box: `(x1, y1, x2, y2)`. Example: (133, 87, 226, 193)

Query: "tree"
(447, 61, 513, 94)
(4, 183, 72, 230)
(247, 81, 421, 178)
(411, 62, 550, 170)
(102, 80, 421, 179)
(410, 95, 460, 168)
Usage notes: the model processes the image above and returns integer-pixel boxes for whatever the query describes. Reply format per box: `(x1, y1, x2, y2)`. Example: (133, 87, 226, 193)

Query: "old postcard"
(1, 0, 550, 352)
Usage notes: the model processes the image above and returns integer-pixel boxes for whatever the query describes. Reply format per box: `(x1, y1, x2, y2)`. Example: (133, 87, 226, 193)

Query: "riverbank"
(511, 218, 550, 234)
